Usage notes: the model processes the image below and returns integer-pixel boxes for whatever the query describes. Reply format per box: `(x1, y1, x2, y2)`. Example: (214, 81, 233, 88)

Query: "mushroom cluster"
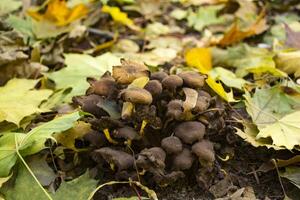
(73, 59, 226, 188)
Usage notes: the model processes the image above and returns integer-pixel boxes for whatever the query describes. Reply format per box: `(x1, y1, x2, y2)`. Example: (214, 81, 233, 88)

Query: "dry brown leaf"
(218, 11, 268, 46)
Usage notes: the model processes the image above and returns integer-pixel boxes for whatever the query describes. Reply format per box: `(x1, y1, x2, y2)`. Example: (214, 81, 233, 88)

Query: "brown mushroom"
(162, 75, 183, 90)
(72, 95, 106, 118)
(161, 136, 183, 154)
(86, 75, 117, 97)
(93, 147, 134, 171)
(178, 71, 205, 88)
(121, 88, 153, 104)
(112, 126, 139, 144)
(83, 130, 107, 148)
(166, 100, 183, 120)
(193, 93, 211, 113)
(191, 140, 215, 164)
(112, 59, 149, 84)
(174, 121, 206, 144)
(150, 71, 168, 82)
(144, 80, 163, 97)
(172, 148, 195, 170)
(136, 147, 166, 173)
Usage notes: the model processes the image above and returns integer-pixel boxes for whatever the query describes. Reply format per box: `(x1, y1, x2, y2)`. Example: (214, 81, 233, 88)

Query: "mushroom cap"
(113, 126, 138, 140)
(144, 80, 163, 97)
(93, 147, 134, 171)
(178, 71, 205, 88)
(83, 130, 107, 148)
(172, 148, 195, 170)
(198, 90, 211, 99)
(72, 95, 106, 118)
(166, 100, 183, 120)
(191, 140, 215, 164)
(162, 75, 183, 90)
(87, 77, 117, 97)
(150, 71, 168, 82)
(193, 97, 210, 113)
(121, 88, 153, 104)
(161, 136, 183, 154)
(112, 59, 149, 84)
(136, 147, 166, 171)
(174, 121, 206, 144)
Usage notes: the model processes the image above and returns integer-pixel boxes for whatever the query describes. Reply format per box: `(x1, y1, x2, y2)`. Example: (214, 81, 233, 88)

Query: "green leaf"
(0, 0, 22, 16)
(209, 67, 249, 90)
(244, 86, 300, 130)
(0, 79, 52, 125)
(6, 15, 35, 43)
(0, 162, 48, 200)
(46, 53, 120, 102)
(280, 166, 300, 189)
(187, 5, 225, 32)
(0, 111, 82, 177)
(256, 111, 300, 150)
(212, 44, 286, 77)
(52, 172, 97, 200)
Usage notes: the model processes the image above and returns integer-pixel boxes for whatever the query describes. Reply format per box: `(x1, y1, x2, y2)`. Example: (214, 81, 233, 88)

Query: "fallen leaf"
(280, 166, 300, 189)
(256, 111, 300, 150)
(27, 154, 56, 186)
(209, 67, 249, 90)
(182, 88, 198, 112)
(52, 171, 97, 200)
(46, 53, 120, 102)
(275, 50, 300, 77)
(0, 111, 82, 177)
(187, 5, 226, 32)
(185, 48, 212, 74)
(234, 121, 282, 150)
(244, 86, 300, 130)
(218, 11, 268, 46)
(285, 23, 300, 49)
(54, 121, 91, 151)
(0, 0, 21, 16)
(206, 76, 236, 102)
(27, 0, 88, 26)
(0, 79, 52, 125)
(213, 44, 286, 77)
(102, 5, 139, 30)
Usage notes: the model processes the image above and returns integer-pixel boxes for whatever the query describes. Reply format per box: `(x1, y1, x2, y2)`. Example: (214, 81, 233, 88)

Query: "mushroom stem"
(103, 128, 118, 144)
(122, 102, 134, 119)
(139, 120, 148, 136)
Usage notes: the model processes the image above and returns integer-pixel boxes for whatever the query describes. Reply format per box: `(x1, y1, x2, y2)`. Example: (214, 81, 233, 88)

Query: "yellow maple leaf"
(27, 0, 88, 26)
(185, 48, 212, 74)
(101, 5, 139, 30)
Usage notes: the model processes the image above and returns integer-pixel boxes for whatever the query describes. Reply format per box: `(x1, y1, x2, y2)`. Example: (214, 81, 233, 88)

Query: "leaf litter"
(1, 0, 300, 199)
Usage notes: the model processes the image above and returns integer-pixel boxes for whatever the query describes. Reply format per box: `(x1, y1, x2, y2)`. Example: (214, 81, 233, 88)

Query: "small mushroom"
(150, 71, 168, 82)
(113, 127, 138, 140)
(121, 88, 153, 104)
(112, 59, 149, 84)
(72, 95, 106, 118)
(193, 95, 210, 113)
(83, 130, 107, 148)
(161, 136, 183, 154)
(174, 121, 206, 144)
(93, 147, 134, 171)
(178, 71, 205, 88)
(144, 80, 163, 97)
(192, 140, 215, 164)
(172, 148, 195, 170)
(86, 76, 117, 97)
(136, 147, 166, 173)
(162, 75, 183, 90)
(166, 100, 183, 120)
